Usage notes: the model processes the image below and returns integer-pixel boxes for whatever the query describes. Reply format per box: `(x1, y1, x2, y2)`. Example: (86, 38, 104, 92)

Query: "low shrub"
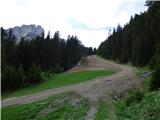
(125, 90, 144, 106)
(150, 54, 160, 91)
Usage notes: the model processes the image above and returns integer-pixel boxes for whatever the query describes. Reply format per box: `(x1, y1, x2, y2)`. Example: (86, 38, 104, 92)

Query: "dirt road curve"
(2, 56, 141, 119)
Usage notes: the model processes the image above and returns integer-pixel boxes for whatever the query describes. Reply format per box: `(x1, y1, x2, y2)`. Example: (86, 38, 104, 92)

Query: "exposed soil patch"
(36, 92, 84, 118)
(69, 55, 122, 72)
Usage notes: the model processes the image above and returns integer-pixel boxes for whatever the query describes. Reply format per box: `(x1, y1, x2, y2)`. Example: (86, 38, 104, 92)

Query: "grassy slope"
(2, 92, 89, 120)
(2, 70, 113, 99)
(115, 91, 160, 120)
(114, 67, 160, 120)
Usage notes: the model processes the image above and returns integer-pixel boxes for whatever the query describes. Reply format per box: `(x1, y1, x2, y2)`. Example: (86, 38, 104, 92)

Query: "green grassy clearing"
(2, 92, 89, 120)
(2, 70, 113, 99)
(94, 102, 108, 120)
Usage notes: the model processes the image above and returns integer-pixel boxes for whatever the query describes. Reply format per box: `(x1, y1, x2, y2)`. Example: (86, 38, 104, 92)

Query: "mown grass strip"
(2, 70, 113, 99)
(94, 102, 108, 120)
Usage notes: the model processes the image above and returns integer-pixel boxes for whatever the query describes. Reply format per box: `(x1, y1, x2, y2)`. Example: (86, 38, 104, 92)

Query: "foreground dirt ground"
(2, 56, 141, 119)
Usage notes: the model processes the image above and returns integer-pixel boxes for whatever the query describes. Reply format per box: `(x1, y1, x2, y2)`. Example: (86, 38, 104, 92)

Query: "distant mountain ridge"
(7, 24, 44, 42)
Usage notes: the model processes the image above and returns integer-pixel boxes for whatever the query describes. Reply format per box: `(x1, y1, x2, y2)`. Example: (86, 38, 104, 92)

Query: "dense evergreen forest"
(1, 29, 96, 91)
(97, 1, 160, 90)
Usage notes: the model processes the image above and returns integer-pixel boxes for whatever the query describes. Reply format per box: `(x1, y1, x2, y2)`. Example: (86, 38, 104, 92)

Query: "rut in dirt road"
(2, 56, 141, 119)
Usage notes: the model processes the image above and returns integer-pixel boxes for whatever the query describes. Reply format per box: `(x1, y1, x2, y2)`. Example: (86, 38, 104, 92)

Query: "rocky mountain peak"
(7, 24, 44, 42)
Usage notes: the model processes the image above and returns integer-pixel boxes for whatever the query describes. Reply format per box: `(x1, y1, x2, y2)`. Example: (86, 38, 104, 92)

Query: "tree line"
(1, 29, 96, 91)
(97, 1, 160, 90)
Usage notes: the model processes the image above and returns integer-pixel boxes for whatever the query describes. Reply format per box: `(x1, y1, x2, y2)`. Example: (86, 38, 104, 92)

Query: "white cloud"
(0, 0, 147, 48)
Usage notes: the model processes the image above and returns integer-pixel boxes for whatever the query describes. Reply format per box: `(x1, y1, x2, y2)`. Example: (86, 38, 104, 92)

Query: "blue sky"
(0, 0, 148, 48)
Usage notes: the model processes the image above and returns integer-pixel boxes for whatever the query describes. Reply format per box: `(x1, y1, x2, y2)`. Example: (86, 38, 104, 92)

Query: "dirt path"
(1, 56, 141, 119)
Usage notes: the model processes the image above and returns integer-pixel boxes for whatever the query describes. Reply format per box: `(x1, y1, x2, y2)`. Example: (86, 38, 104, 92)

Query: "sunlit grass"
(2, 70, 113, 99)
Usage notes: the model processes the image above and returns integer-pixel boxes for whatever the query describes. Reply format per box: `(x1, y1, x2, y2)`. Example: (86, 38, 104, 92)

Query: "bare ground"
(1, 55, 141, 119)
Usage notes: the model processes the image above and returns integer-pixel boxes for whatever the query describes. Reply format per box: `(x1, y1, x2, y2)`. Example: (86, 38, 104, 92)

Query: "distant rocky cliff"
(7, 24, 44, 42)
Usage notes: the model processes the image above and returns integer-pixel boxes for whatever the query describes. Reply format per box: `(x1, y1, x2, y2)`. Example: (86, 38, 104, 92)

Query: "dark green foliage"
(27, 65, 43, 84)
(1, 28, 17, 71)
(97, 2, 160, 66)
(1, 64, 43, 92)
(88, 47, 96, 55)
(150, 54, 160, 90)
(63, 35, 83, 70)
(1, 28, 93, 91)
(93, 48, 97, 55)
(15, 65, 26, 87)
(2, 66, 16, 91)
(54, 64, 64, 73)
(120, 24, 132, 63)
(149, 55, 157, 70)
(125, 90, 144, 106)
(2, 65, 26, 91)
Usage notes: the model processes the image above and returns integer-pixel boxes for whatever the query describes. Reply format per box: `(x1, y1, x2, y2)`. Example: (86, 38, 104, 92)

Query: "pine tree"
(150, 54, 160, 90)
(27, 64, 43, 84)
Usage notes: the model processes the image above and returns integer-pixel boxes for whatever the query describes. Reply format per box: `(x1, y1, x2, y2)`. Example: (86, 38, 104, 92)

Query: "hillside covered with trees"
(1, 1, 160, 120)
(1, 29, 96, 91)
(97, 1, 160, 90)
